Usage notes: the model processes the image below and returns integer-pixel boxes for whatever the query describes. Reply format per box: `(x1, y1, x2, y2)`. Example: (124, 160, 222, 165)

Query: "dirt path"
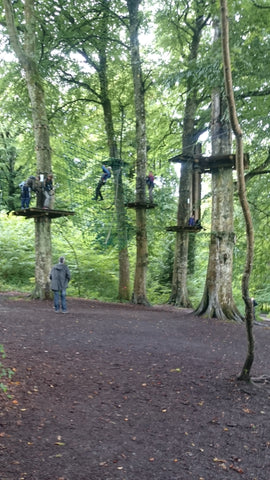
(0, 294, 270, 480)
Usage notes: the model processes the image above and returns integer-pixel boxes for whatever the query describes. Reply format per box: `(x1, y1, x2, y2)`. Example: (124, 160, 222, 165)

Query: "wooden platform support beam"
(125, 202, 156, 209)
(169, 152, 249, 172)
(166, 225, 203, 233)
(13, 208, 75, 219)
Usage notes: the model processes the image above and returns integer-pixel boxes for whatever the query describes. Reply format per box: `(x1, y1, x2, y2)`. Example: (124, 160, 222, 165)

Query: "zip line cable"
(62, 140, 120, 165)
(63, 140, 105, 160)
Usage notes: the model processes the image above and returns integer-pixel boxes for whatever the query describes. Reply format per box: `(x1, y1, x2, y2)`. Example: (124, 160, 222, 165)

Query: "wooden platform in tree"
(166, 225, 203, 233)
(169, 153, 249, 171)
(13, 207, 75, 219)
(125, 202, 157, 209)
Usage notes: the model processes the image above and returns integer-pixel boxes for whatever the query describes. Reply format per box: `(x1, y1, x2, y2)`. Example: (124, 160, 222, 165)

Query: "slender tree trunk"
(194, 20, 242, 322)
(3, 0, 52, 299)
(111, 159, 130, 301)
(127, 0, 149, 305)
(98, 7, 130, 301)
(220, 0, 255, 380)
(169, 13, 206, 307)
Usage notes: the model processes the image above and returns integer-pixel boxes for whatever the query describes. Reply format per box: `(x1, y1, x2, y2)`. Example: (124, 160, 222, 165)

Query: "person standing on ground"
(50, 256, 71, 313)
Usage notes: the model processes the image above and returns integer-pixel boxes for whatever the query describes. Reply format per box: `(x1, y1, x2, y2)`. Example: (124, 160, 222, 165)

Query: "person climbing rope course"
(92, 165, 111, 201)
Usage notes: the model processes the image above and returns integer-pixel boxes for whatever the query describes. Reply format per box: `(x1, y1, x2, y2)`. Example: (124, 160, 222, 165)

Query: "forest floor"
(0, 292, 270, 480)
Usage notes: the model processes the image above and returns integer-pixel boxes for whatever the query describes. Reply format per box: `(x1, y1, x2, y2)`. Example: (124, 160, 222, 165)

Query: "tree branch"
(237, 87, 270, 100)
(48, 98, 102, 119)
(58, 69, 102, 101)
(251, 0, 270, 8)
(2, 0, 26, 65)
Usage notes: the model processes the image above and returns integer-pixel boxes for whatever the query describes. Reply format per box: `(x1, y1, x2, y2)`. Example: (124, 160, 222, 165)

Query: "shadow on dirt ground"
(0, 293, 270, 480)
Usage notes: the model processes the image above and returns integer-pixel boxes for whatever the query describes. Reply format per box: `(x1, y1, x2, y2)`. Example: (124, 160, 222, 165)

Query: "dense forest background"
(0, 0, 270, 313)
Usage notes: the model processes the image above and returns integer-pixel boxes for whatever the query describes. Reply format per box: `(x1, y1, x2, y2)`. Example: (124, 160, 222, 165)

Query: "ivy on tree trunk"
(220, 0, 255, 380)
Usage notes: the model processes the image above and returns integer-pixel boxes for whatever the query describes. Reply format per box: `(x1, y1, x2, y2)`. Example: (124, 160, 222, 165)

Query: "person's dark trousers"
(94, 180, 104, 200)
(21, 196, 30, 208)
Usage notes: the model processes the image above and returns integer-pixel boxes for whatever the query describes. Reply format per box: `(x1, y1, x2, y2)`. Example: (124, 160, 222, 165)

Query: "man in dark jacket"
(50, 256, 71, 313)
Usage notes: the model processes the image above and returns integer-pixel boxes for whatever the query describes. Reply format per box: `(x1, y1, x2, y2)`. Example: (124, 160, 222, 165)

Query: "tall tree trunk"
(169, 119, 194, 307)
(112, 162, 130, 301)
(34, 217, 52, 299)
(220, 0, 255, 380)
(127, 0, 149, 305)
(169, 13, 206, 307)
(98, 6, 130, 301)
(3, 0, 52, 299)
(194, 20, 242, 322)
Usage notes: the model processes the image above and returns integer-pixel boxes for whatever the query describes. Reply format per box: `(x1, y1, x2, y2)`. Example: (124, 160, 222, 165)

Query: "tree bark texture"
(195, 19, 242, 322)
(3, 0, 53, 298)
(195, 167, 242, 321)
(127, 0, 149, 305)
(170, 230, 191, 306)
(220, 0, 255, 379)
(33, 217, 52, 299)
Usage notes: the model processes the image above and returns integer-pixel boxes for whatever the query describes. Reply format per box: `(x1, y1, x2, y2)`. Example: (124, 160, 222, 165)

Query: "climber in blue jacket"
(93, 165, 111, 200)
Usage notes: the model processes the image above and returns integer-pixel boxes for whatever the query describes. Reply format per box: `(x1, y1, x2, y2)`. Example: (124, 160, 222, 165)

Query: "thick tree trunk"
(195, 168, 242, 321)
(3, 0, 52, 299)
(24, 99, 52, 297)
(25, 76, 51, 176)
(127, 0, 149, 305)
(194, 22, 242, 322)
(33, 217, 52, 299)
(195, 120, 242, 321)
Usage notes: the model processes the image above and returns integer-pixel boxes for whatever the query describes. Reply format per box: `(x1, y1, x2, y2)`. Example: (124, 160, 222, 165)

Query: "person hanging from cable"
(146, 171, 155, 203)
(92, 164, 111, 201)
